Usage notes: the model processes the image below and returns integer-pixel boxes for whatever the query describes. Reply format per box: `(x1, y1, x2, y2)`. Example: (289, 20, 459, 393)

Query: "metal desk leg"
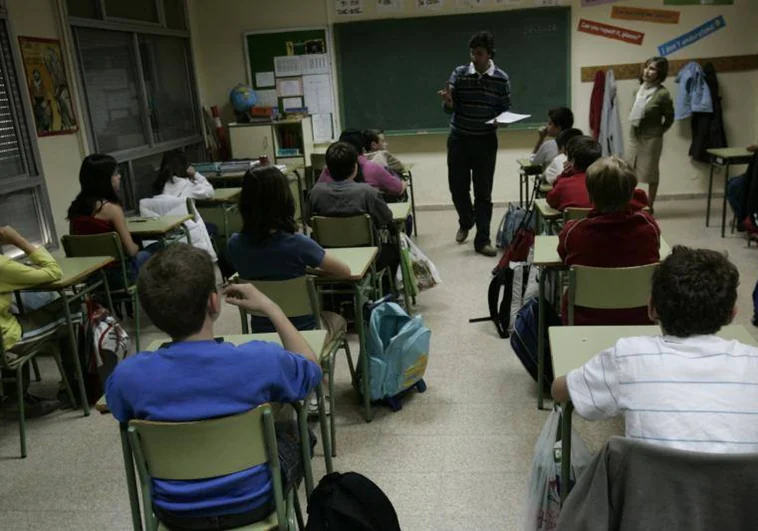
(354, 279, 372, 422)
(560, 402, 574, 505)
(316, 383, 333, 474)
(62, 291, 90, 416)
(120, 424, 143, 531)
(519, 173, 525, 207)
(721, 165, 731, 238)
(408, 171, 418, 237)
(537, 270, 546, 410)
(706, 161, 715, 227)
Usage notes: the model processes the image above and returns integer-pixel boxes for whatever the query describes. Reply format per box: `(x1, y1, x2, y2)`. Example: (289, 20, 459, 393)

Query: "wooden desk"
(706, 147, 754, 238)
(533, 235, 671, 268)
(127, 215, 192, 244)
(31, 256, 115, 416)
(200, 187, 242, 204)
(549, 324, 756, 502)
(318, 247, 378, 281)
(534, 199, 561, 235)
(389, 202, 411, 223)
(195, 188, 242, 240)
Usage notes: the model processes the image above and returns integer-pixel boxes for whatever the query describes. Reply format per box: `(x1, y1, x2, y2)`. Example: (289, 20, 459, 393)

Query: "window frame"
(65, 0, 203, 211)
(0, 0, 58, 252)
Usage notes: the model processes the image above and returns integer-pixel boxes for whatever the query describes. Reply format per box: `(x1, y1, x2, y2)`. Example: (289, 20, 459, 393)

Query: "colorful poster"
(580, 0, 622, 6)
(18, 36, 78, 137)
(612, 6, 681, 25)
(664, 0, 732, 5)
(577, 19, 644, 45)
(658, 15, 726, 56)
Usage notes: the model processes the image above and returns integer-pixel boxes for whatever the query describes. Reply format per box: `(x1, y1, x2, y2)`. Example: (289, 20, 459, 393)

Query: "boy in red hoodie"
(558, 156, 661, 326)
(546, 136, 601, 210)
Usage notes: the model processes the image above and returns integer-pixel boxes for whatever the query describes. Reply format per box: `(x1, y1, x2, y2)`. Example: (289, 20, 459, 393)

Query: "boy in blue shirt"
(105, 243, 322, 529)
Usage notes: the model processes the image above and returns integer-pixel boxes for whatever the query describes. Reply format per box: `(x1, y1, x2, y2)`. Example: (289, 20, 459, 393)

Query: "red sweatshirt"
(546, 171, 651, 212)
(558, 210, 661, 326)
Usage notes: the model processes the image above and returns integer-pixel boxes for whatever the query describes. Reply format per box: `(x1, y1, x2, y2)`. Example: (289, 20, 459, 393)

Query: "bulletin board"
(243, 27, 336, 142)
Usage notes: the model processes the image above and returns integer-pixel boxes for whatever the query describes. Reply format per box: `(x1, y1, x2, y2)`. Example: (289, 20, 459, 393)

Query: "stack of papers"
(486, 112, 531, 125)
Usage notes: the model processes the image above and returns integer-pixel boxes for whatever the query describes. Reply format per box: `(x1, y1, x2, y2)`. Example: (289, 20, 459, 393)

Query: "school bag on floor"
(395, 233, 442, 292)
(306, 472, 401, 531)
(496, 202, 535, 249)
(365, 299, 430, 410)
(510, 297, 561, 386)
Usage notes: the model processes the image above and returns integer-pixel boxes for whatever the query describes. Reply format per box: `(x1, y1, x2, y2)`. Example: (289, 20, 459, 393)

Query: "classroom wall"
(184, 0, 757, 208)
(6, 0, 89, 241)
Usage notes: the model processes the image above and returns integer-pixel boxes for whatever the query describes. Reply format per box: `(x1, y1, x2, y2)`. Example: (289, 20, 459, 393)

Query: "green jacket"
(633, 85, 674, 138)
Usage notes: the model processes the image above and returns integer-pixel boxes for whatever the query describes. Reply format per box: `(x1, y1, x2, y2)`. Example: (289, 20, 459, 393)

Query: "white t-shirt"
(530, 139, 558, 168)
(567, 334, 758, 454)
(162, 172, 214, 200)
(544, 153, 567, 184)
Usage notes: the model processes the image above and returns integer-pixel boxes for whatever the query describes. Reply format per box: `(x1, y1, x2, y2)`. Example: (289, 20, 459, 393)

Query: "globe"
(229, 83, 257, 113)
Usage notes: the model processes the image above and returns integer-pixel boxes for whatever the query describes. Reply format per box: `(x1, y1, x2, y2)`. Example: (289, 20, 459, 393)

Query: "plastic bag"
(395, 234, 442, 291)
(522, 409, 592, 531)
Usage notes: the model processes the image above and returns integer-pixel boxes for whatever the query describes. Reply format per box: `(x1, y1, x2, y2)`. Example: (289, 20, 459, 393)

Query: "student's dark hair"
(651, 246, 738, 337)
(338, 129, 365, 154)
(363, 129, 383, 151)
(642, 56, 669, 84)
(567, 136, 602, 172)
(556, 128, 583, 150)
(469, 30, 495, 58)
(138, 244, 217, 340)
(548, 107, 574, 131)
(239, 166, 297, 241)
(153, 149, 190, 195)
(325, 141, 358, 182)
(67, 153, 120, 219)
(586, 156, 637, 212)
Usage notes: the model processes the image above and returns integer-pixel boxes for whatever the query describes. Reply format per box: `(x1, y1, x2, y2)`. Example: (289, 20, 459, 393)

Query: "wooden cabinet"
(229, 123, 275, 161)
(228, 117, 313, 170)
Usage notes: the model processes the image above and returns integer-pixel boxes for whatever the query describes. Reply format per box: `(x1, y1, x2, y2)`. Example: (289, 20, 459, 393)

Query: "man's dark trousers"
(447, 131, 498, 250)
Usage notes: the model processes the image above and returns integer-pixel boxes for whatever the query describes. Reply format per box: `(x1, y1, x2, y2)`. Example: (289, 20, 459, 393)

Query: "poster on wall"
(18, 37, 78, 137)
(578, 19, 644, 45)
(580, 0, 622, 6)
(336, 0, 364, 15)
(457, 0, 488, 7)
(611, 6, 681, 25)
(377, 0, 403, 10)
(664, 0, 732, 5)
(658, 15, 726, 56)
(417, 0, 444, 9)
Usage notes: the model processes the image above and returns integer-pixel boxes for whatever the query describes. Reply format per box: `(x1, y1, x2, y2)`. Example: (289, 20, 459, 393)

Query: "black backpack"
(305, 472, 401, 531)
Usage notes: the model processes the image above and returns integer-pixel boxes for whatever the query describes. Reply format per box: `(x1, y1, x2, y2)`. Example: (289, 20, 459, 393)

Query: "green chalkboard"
(333, 7, 570, 134)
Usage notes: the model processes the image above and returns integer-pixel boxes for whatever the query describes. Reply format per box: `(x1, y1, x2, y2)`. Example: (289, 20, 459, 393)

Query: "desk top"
(316, 247, 378, 281)
(535, 198, 561, 220)
(95, 330, 328, 414)
(550, 324, 756, 379)
(533, 235, 671, 268)
(707, 147, 753, 161)
(403, 162, 416, 172)
(198, 187, 241, 203)
(389, 202, 411, 222)
(205, 164, 303, 181)
(32, 256, 114, 290)
(518, 158, 539, 168)
(127, 215, 192, 236)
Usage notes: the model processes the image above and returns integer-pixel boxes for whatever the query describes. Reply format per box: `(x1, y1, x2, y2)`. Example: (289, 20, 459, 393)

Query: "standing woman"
(627, 56, 675, 213)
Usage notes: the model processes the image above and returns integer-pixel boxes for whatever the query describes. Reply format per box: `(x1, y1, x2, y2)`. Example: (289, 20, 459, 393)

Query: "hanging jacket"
(139, 195, 218, 262)
(599, 69, 623, 157)
(674, 61, 713, 120)
(690, 62, 727, 162)
(589, 70, 606, 141)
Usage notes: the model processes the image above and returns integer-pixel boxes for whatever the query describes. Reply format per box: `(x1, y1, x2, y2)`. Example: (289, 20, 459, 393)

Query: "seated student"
(310, 142, 400, 282)
(531, 107, 575, 168)
(552, 245, 758, 454)
(318, 129, 406, 198)
(544, 128, 583, 184)
(105, 244, 322, 528)
(546, 136, 601, 210)
(363, 129, 405, 174)
(67, 154, 159, 288)
(558, 156, 660, 326)
(227, 165, 351, 332)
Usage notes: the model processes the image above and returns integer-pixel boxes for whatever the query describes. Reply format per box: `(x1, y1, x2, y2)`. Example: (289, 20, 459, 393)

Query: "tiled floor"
(1, 198, 756, 530)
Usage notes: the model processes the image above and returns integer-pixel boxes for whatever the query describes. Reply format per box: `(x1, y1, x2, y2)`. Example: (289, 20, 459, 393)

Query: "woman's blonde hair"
(586, 156, 637, 212)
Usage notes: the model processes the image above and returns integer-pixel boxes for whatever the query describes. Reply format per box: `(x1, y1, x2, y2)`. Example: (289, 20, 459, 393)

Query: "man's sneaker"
(456, 228, 469, 243)
(475, 244, 498, 257)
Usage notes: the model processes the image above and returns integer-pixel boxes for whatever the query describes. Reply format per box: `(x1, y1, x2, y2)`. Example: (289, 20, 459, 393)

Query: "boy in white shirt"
(543, 128, 583, 184)
(552, 246, 758, 454)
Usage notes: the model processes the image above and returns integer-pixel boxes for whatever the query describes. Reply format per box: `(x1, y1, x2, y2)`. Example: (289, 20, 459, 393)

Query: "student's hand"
(186, 165, 196, 178)
(538, 126, 548, 139)
(562, 160, 572, 172)
(223, 283, 278, 314)
(0, 226, 22, 246)
(748, 144, 758, 153)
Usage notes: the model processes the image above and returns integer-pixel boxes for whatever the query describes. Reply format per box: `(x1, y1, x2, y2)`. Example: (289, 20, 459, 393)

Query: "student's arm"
(223, 283, 317, 365)
(0, 227, 62, 290)
(319, 253, 351, 278)
(552, 345, 622, 420)
(660, 91, 675, 133)
(385, 152, 405, 173)
(557, 221, 574, 262)
(101, 203, 141, 257)
(371, 162, 406, 196)
(104, 369, 135, 422)
(544, 157, 563, 184)
(546, 181, 561, 210)
(532, 128, 548, 155)
(551, 376, 570, 404)
(368, 192, 394, 228)
(440, 70, 456, 113)
(185, 169, 214, 200)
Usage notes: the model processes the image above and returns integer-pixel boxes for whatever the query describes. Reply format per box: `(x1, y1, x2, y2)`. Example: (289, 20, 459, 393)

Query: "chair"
(1, 322, 77, 458)
(62, 233, 141, 350)
(236, 275, 354, 460)
(309, 153, 326, 190)
(128, 405, 297, 531)
(563, 207, 592, 223)
(567, 264, 659, 326)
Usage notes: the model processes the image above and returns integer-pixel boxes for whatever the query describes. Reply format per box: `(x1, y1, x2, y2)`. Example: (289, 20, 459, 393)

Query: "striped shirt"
(567, 334, 758, 454)
(447, 61, 511, 136)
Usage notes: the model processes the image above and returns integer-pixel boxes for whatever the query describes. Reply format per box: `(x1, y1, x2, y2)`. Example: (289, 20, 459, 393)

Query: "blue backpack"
(366, 301, 430, 410)
(510, 297, 561, 387)
(496, 203, 536, 249)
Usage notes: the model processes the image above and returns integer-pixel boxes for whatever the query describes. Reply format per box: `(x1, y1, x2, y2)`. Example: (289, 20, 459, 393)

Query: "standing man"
(440, 30, 511, 257)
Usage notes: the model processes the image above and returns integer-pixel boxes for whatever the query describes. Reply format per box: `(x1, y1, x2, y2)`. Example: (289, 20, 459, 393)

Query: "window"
(0, 15, 55, 255)
(68, 0, 203, 211)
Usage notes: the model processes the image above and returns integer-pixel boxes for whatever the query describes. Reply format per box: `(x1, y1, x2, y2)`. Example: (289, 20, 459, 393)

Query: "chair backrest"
(62, 232, 131, 289)
(236, 276, 320, 323)
(563, 207, 592, 222)
(311, 153, 326, 174)
(568, 263, 658, 325)
(311, 215, 374, 248)
(128, 405, 286, 529)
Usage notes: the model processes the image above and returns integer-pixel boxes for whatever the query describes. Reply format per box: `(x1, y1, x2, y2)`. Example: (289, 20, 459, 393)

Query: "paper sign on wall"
(303, 74, 333, 115)
(256, 89, 278, 108)
(611, 6, 681, 25)
(580, 0, 622, 6)
(301, 54, 330, 75)
(274, 56, 302, 77)
(282, 97, 304, 110)
(417, 0, 444, 9)
(377, 0, 403, 10)
(664, 0, 733, 5)
(336, 0, 364, 15)
(578, 19, 644, 45)
(457, 0, 487, 8)
(658, 15, 726, 56)
(312, 113, 333, 143)
(276, 77, 303, 98)
(254, 71, 275, 88)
